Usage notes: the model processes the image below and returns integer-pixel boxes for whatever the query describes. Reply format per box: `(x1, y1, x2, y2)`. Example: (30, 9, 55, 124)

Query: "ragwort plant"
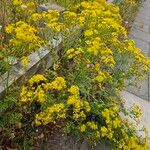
(0, 0, 54, 74)
(0, 0, 150, 149)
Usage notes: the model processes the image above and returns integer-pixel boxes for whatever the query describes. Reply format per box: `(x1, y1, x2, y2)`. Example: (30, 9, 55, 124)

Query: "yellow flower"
(67, 96, 77, 105)
(47, 22, 64, 32)
(84, 30, 93, 37)
(63, 11, 77, 24)
(87, 121, 98, 130)
(75, 48, 83, 55)
(66, 48, 75, 55)
(31, 13, 42, 22)
(67, 96, 82, 108)
(35, 103, 66, 125)
(26, 2, 35, 7)
(81, 1, 91, 9)
(131, 104, 142, 117)
(50, 77, 66, 90)
(100, 48, 115, 67)
(66, 48, 83, 59)
(21, 56, 28, 67)
(100, 126, 108, 137)
(87, 47, 99, 56)
(83, 101, 91, 112)
(12, 0, 22, 5)
(95, 72, 106, 83)
(20, 86, 28, 102)
(20, 86, 33, 103)
(73, 111, 86, 120)
(66, 48, 75, 59)
(77, 16, 85, 27)
(15, 21, 37, 43)
(94, 63, 100, 72)
(113, 117, 121, 128)
(68, 85, 79, 95)
(79, 124, 86, 132)
(34, 86, 47, 103)
(29, 74, 47, 86)
(102, 108, 110, 122)
(43, 83, 52, 91)
(5, 24, 14, 34)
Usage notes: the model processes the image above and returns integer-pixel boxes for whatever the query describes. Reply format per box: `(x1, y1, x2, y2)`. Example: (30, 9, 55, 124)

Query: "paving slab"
(141, 2, 150, 9)
(134, 17, 150, 27)
(138, 7, 150, 16)
(128, 0, 150, 101)
(122, 91, 150, 138)
(132, 22, 149, 34)
(135, 12, 150, 21)
(133, 38, 149, 54)
(130, 28, 150, 43)
(126, 75, 149, 100)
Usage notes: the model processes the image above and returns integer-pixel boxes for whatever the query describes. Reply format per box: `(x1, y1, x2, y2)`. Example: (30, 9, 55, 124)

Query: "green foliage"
(0, 0, 149, 149)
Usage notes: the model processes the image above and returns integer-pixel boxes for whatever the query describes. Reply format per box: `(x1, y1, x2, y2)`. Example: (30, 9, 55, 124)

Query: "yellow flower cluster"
(100, 126, 108, 137)
(66, 48, 83, 59)
(84, 30, 93, 37)
(67, 96, 91, 120)
(125, 0, 137, 5)
(12, 0, 22, 5)
(102, 107, 121, 128)
(20, 72, 148, 149)
(101, 48, 115, 67)
(6, 21, 37, 42)
(20, 85, 47, 104)
(35, 103, 66, 125)
(20, 86, 33, 103)
(20, 75, 66, 104)
(87, 121, 98, 130)
(61, 0, 149, 77)
(5, 21, 43, 54)
(95, 71, 111, 83)
(125, 40, 150, 72)
(79, 122, 109, 138)
(28, 82, 91, 125)
(86, 37, 102, 56)
(94, 63, 101, 72)
(21, 56, 28, 67)
(76, 102, 148, 149)
(68, 85, 79, 95)
(63, 11, 77, 25)
(79, 124, 86, 132)
(131, 104, 142, 118)
(28, 74, 47, 86)
(41, 10, 65, 32)
(31, 13, 42, 22)
(44, 77, 66, 91)
(34, 86, 47, 103)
